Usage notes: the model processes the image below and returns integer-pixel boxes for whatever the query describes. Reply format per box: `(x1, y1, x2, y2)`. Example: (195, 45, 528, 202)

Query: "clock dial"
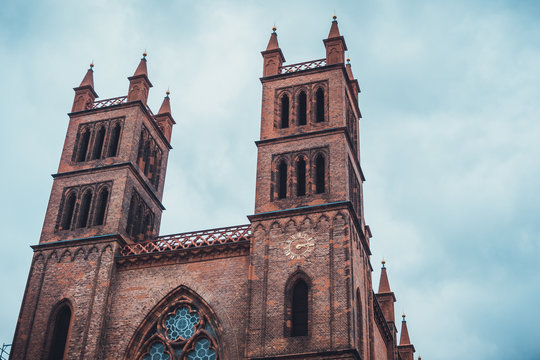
(284, 233, 315, 259)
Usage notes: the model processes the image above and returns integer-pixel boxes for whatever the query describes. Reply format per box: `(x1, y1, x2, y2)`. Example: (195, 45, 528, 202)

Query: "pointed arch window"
(76, 190, 93, 228)
(315, 88, 325, 123)
(46, 302, 72, 360)
(93, 187, 109, 226)
(291, 279, 309, 337)
(60, 192, 77, 230)
(107, 122, 121, 157)
(280, 94, 290, 128)
(277, 160, 287, 199)
(127, 288, 222, 360)
(297, 91, 307, 126)
(76, 128, 91, 162)
(315, 154, 326, 194)
(356, 288, 364, 352)
(296, 158, 306, 196)
(91, 125, 106, 160)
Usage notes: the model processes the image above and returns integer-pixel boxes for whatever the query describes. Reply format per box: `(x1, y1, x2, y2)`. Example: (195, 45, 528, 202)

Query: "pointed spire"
(328, 14, 341, 38)
(155, 89, 175, 143)
(158, 89, 171, 115)
(127, 51, 153, 104)
(400, 314, 411, 345)
(266, 26, 280, 51)
(378, 260, 391, 293)
(79, 62, 95, 88)
(133, 51, 149, 77)
(323, 15, 347, 65)
(261, 26, 285, 77)
(72, 62, 98, 112)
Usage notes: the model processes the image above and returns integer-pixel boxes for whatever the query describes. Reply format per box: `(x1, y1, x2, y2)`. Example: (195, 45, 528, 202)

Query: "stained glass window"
(143, 342, 170, 360)
(186, 338, 216, 360)
(139, 303, 219, 360)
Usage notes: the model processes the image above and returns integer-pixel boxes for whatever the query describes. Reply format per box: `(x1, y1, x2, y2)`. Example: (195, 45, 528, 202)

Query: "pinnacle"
(400, 315, 412, 345)
(328, 17, 341, 38)
(378, 262, 392, 293)
(133, 53, 149, 78)
(266, 30, 280, 51)
(158, 92, 171, 115)
(79, 65, 95, 88)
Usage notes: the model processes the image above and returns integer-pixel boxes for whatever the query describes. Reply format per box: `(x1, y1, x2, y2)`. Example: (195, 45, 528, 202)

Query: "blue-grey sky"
(1, 1, 539, 359)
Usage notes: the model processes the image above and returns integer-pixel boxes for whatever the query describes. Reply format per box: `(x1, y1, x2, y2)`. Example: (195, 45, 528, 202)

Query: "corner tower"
(10, 55, 174, 359)
(247, 18, 373, 359)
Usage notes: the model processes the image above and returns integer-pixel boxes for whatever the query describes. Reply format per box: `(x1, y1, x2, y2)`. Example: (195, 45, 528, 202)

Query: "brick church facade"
(10, 18, 417, 360)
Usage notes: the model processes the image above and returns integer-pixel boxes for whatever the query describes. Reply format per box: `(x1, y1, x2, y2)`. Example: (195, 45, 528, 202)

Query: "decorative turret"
(155, 89, 176, 142)
(376, 260, 397, 340)
(323, 15, 347, 65)
(127, 52, 153, 104)
(72, 63, 98, 112)
(345, 57, 361, 96)
(261, 26, 285, 77)
(398, 314, 416, 360)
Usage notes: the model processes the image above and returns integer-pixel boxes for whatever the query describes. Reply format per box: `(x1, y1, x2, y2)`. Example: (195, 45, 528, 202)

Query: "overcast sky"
(1, 0, 539, 359)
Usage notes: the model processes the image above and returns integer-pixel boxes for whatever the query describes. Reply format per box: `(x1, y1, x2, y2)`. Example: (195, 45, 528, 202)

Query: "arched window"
(76, 190, 93, 228)
(126, 287, 222, 360)
(315, 154, 326, 194)
(107, 123, 121, 157)
(297, 91, 307, 126)
(91, 126, 106, 160)
(60, 192, 77, 230)
(143, 141, 152, 176)
(277, 160, 287, 199)
(93, 187, 109, 226)
(315, 88, 325, 123)
(280, 94, 289, 128)
(143, 212, 153, 239)
(47, 303, 72, 360)
(296, 158, 306, 196)
(356, 289, 364, 353)
(152, 152, 162, 189)
(135, 204, 144, 239)
(291, 280, 308, 337)
(126, 194, 138, 236)
(76, 128, 91, 162)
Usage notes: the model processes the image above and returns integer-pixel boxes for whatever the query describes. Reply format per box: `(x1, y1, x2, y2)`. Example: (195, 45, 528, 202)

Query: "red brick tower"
(246, 17, 372, 359)
(397, 315, 416, 360)
(10, 55, 174, 359)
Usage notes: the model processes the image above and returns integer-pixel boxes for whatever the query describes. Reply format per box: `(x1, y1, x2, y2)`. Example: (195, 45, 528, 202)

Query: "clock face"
(284, 233, 315, 260)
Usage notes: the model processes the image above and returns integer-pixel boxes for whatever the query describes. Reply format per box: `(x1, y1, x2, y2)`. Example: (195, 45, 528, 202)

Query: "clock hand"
(295, 242, 313, 249)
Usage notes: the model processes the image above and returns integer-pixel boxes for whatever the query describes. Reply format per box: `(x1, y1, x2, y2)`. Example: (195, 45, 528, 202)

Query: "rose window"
(137, 302, 219, 360)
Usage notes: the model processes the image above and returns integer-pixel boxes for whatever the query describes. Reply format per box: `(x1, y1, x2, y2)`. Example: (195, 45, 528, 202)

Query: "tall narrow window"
(280, 94, 289, 128)
(277, 160, 287, 199)
(152, 152, 162, 189)
(298, 91, 307, 125)
(143, 141, 152, 176)
(356, 289, 364, 352)
(315, 88, 325, 123)
(60, 192, 77, 230)
(76, 128, 91, 162)
(93, 188, 109, 226)
(48, 304, 71, 360)
(143, 212, 153, 239)
(91, 126, 106, 160)
(76, 190, 92, 228)
(296, 158, 306, 196)
(315, 154, 325, 194)
(291, 280, 308, 337)
(126, 194, 138, 236)
(134, 204, 144, 240)
(107, 123, 121, 157)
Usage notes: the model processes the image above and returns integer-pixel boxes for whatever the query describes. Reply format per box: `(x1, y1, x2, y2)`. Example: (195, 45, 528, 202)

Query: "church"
(10, 17, 417, 360)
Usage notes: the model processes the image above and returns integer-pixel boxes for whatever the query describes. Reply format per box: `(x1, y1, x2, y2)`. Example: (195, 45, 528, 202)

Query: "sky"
(1, 0, 539, 358)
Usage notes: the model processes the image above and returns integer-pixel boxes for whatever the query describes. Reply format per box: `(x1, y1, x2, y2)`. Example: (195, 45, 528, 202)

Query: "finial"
(418, 357, 422, 360)
(166, 88, 170, 97)
(272, 25, 277, 33)
(333, 14, 337, 21)
(346, 57, 350, 64)
(381, 259, 386, 267)
(402, 313, 406, 321)
(89, 61, 94, 69)
(142, 50, 147, 58)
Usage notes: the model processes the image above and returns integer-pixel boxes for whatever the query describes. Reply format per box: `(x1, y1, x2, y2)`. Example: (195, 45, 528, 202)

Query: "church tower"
(246, 17, 373, 359)
(10, 54, 174, 359)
